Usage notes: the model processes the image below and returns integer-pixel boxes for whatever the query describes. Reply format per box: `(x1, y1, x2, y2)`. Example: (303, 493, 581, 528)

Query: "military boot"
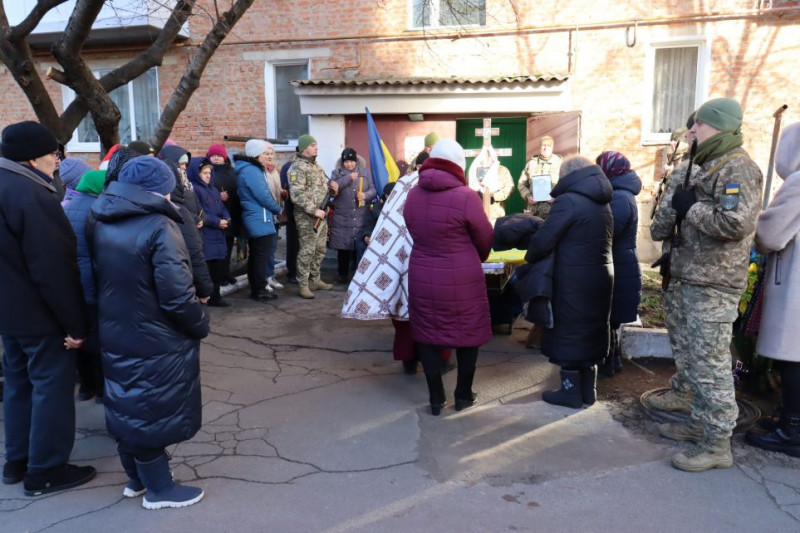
(646, 389, 693, 413)
(312, 280, 333, 290)
(659, 420, 704, 443)
(298, 286, 315, 299)
(671, 439, 733, 472)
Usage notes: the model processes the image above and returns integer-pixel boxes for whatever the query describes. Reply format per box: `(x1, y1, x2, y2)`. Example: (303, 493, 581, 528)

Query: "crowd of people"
(1, 95, 798, 509)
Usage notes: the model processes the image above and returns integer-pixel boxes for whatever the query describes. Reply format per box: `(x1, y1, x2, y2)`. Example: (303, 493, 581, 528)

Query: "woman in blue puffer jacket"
(90, 157, 209, 510)
(234, 139, 283, 302)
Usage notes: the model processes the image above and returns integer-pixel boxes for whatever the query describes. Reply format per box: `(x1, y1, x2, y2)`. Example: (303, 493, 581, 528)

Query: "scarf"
(694, 130, 743, 166)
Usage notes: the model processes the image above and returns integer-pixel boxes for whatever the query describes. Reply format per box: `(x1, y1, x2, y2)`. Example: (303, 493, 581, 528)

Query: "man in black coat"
(0, 121, 96, 496)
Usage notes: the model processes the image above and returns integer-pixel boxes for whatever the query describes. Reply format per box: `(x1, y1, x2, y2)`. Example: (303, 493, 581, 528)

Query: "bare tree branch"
(100, 0, 195, 91)
(151, 0, 257, 149)
(7, 0, 70, 42)
(0, 3, 65, 138)
(53, 0, 106, 61)
(60, 0, 196, 138)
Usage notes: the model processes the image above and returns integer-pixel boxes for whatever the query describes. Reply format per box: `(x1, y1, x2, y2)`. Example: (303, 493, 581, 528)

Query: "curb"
(621, 326, 672, 359)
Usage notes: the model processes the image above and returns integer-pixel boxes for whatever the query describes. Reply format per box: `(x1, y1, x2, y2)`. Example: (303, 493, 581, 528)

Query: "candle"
(358, 177, 364, 207)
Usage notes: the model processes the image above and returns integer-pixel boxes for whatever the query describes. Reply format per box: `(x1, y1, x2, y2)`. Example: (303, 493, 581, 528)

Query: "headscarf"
(596, 151, 631, 178)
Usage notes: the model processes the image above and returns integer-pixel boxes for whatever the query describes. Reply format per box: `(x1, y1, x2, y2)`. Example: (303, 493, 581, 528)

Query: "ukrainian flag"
(365, 107, 400, 193)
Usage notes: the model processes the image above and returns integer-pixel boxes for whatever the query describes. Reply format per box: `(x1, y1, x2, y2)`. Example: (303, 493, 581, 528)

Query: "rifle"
(313, 182, 337, 233)
(650, 142, 685, 219)
(651, 139, 697, 290)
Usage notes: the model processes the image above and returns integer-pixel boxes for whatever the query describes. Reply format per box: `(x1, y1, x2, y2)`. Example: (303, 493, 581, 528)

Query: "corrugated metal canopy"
(292, 74, 568, 87)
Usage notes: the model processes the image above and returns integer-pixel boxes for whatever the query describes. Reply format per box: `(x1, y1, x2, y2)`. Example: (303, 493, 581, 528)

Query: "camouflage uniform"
(653, 147, 763, 441)
(288, 154, 329, 289)
(517, 154, 562, 218)
(651, 159, 699, 395)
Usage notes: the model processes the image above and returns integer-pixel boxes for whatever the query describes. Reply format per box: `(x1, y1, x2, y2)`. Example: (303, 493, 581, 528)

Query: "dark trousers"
(285, 215, 299, 278)
(780, 360, 800, 414)
(354, 237, 368, 267)
(117, 440, 165, 463)
(337, 250, 354, 279)
(207, 258, 227, 301)
(224, 235, 235, 280)
(248, 234, 273, 296)
(417, 343, 478, 404)
(75, 304, 103, 396)
(2, 334, 76, 474)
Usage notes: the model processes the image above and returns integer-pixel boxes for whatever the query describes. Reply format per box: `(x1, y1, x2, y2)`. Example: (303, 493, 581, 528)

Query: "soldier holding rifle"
(650, 98, 763, 472)
(288, 135, 338, 299)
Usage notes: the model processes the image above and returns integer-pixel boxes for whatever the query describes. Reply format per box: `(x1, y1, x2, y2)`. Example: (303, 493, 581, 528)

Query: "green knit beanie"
(695, 98, 742, 132)
(424, 132, 440, 147)
(297, 134, 316, 153)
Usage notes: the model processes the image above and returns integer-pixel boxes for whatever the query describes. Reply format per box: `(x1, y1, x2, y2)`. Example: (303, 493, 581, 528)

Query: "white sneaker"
(267, 276, 284, 289)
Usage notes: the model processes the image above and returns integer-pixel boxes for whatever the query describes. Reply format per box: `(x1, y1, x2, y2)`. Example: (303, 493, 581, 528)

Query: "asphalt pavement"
(2, 257, 799, 532)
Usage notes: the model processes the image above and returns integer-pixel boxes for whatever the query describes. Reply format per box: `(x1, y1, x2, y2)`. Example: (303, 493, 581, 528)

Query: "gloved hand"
(672, 185, 697, 218)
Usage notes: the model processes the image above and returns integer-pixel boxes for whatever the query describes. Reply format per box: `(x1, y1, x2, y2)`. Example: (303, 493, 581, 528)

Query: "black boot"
(612, 329, 623, 373)
(454, 348, 478, 411)
(425, 373, 446, 416)
(599, 329, 617, 378)
(746, 415, 800, 458)
(579, 365, 597, 405)
(542, 368, 583, 409)
(419, 344, 446, 415)
(402, 358, 418, 375)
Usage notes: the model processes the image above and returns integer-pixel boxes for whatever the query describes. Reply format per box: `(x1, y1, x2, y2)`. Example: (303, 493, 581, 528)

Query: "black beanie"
(0, 121, 59, 162)
(342, 148, 357, 162)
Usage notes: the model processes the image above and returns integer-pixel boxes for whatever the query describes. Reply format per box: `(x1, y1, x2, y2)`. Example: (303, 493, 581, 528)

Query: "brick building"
(2, 0, 798, 260)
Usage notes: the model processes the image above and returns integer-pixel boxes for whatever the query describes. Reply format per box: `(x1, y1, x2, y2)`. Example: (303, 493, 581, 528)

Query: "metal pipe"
(762, 104, 789, 210)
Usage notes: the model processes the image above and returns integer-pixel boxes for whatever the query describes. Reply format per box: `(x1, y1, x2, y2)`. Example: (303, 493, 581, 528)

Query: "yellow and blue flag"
(365, 107, 400, 193)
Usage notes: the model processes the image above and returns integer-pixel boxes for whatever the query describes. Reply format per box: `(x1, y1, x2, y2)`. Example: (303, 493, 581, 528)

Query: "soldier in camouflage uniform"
(288, 135, 338, 299)
(652, 98, 763, 472)
(649, 122, 698, 413)
(517, 135, 562, 219)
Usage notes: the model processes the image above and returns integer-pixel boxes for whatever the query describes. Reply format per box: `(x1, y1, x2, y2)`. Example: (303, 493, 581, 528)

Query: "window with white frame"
(411, 0, 486, 29)
(643, 38, 709, 144)
(265, 61, 308, 149)
(62, 67, 160, 152)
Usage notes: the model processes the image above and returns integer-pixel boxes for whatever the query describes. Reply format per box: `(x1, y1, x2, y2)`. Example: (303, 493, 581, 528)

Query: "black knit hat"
(341, 148, 357, 162)
(127, 140, 154, 156)
(0, 121, 59, 162)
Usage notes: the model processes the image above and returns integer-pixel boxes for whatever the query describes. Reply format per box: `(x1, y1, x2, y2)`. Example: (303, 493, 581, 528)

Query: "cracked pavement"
(2, 266, 799, 532)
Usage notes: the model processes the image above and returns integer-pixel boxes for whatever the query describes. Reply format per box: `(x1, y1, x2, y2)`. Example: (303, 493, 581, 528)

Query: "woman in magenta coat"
(404, 139, 494, 415)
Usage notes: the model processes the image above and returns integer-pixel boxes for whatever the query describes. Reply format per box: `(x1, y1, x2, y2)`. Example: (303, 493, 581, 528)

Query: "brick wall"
(1, 1, 797, 184)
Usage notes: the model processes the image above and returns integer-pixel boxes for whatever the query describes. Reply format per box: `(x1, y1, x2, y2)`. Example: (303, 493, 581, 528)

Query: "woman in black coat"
(90, 157, 209, 509)
(525, 156, 614, 409)
(597, 151, 643, 376)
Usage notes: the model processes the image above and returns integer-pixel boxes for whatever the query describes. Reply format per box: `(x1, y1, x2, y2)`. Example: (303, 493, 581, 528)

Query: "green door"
(456, 117, 528, 215)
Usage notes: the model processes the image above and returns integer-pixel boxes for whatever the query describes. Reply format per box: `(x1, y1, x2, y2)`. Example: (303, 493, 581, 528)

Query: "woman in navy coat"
(596, 151, 642, 376)
(91, 157, 209, 509)
(525, 156, 614, 409)
(189, 157, 231, 306)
